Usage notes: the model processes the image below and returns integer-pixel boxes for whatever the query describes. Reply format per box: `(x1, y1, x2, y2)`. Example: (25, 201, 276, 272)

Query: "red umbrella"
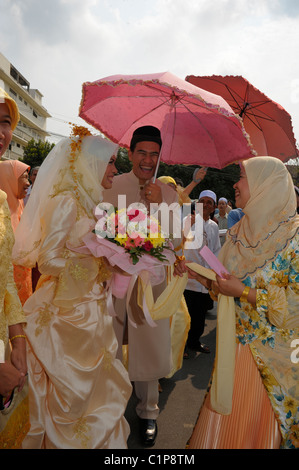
(185, 74, 298, 162)
(79, 71, 256, 170)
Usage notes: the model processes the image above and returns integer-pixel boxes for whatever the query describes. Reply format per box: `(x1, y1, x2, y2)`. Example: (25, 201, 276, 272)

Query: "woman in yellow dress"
(0, 159, 32, 305)
(0, 88, 29, 448)
(13, 132, 133, 449)
(187, 156, 299, 449)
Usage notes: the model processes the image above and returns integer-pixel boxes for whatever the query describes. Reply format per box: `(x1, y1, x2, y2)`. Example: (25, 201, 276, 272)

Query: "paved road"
(125, 306, 217, 450)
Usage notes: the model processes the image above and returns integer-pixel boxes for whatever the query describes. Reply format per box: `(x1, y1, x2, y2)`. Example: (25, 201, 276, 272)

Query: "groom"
(103, 126, 180, 446)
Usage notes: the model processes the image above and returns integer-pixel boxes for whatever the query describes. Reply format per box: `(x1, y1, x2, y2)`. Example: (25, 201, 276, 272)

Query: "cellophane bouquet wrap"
(72, 204, 176, 326)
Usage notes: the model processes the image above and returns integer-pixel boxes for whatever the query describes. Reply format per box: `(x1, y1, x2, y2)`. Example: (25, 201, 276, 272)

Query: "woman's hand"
(10, 337, 27, 391)
(0, 362, 24, 397)
(173, 258, 188, 277)
(186, 267, 212, 290)
(8, 324, 27, 391)
(215, 272, 245, 298)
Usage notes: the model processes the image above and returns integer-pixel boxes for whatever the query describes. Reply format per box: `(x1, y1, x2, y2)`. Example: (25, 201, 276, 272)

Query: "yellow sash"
(137, 262, 236, 415)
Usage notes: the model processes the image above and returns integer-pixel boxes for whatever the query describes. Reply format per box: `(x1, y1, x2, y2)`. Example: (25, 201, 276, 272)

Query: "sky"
(1, 0, 299, 161)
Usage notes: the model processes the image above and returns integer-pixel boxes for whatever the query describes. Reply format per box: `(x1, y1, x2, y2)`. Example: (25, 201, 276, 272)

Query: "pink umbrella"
(79, 71, 256, 170)
(185, 75, 299, 162)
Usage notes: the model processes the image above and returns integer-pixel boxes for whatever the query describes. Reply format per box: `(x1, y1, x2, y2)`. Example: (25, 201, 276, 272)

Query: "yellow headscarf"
(157, 175, 191, 206)
(157, 175, 177, 187)
(0, 87, 20, 130)
(219, 156, 299, 280)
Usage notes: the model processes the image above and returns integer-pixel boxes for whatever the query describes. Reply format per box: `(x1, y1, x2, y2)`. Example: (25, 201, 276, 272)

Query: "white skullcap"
(199, 190, 217, 203)
(218, 197, 228, 203)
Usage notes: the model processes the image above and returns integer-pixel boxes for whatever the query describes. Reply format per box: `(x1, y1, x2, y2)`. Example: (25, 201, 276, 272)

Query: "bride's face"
(101, 155, 117, 189)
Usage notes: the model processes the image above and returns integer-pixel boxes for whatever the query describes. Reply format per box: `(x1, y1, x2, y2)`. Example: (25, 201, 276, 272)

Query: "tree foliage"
(21, 139, 55, 168)
(115, 147, 132, 173)
(115, 147, 241, 206)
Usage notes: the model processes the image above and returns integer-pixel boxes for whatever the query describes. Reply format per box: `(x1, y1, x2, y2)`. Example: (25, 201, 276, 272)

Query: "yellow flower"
(284, 397, 298, 417)
(260, 368, 273, 390)
(115, 234, 127, 245)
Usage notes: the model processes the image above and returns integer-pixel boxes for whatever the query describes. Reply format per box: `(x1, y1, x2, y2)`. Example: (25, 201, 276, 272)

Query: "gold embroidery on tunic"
(69, 261, 89, 281)
(97, 258, 111, 283)
(35, 303, 53, 336)
(101, 347, 112, 371)
(73, 416, 91, 448)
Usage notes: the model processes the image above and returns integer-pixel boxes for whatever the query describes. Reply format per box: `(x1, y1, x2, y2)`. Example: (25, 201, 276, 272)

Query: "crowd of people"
(0, 88, 298, 449)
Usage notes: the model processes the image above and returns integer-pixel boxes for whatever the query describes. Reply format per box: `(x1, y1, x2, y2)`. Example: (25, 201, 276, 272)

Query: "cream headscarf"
(0, 87, 20, 130)
(219, 156, 299, 279)
(13, 135, 118, 267)
(0, 160, 30, 231)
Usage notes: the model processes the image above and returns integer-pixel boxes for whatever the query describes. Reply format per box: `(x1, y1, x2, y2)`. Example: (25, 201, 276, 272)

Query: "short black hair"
(130, 125, 162, 152)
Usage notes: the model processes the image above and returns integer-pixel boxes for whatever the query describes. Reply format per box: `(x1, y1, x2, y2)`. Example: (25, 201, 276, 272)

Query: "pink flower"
(129, 234, 144, 247)
(125, 238, 135, 249)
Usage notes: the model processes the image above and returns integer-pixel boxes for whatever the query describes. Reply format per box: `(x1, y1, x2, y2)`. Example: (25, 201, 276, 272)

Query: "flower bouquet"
(69, 203, 177, 327)
(73, 202, 175, 295)
(94, 204, 175, 265)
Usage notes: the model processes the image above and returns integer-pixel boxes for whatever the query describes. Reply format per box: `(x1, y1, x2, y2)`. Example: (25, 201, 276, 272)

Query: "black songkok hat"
(130, 125, 162, 150)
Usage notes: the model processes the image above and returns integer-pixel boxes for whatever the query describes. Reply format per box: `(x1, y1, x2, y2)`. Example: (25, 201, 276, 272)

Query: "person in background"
(13, 133, 132, 449)
(0, 158, 32, 305)
(187, 156, 299, 449)
(24, 166, 40, 205)
(226, 200, 233, 213)
(183, 190, 221, 355)
(0, 87, 29, 449)
(214, 197, 228, 246)
(158, 167, 207, 207)
(227, 207, 244, 228)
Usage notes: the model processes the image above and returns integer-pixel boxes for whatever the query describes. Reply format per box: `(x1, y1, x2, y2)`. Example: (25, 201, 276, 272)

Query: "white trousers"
(134, 380, 159, 420)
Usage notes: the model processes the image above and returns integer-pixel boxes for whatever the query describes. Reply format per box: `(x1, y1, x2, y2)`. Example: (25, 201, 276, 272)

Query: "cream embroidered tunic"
(21, 193, 132, 449)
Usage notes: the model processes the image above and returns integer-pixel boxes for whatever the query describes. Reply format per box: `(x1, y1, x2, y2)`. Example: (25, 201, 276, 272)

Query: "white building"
(0, 52, 51, 160)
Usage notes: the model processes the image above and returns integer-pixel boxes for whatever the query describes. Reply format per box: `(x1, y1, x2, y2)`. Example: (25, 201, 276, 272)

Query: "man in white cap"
(183, 190, 221, 355)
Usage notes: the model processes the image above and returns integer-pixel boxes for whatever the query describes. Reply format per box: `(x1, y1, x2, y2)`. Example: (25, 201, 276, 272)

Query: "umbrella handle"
(152, 151, 161, 183)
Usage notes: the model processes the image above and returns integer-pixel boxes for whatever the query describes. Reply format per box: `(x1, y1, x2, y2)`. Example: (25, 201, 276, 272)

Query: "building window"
(9, 88, 17, 97)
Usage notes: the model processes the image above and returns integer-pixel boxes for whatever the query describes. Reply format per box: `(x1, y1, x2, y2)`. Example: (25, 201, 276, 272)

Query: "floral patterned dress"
(188, 233, 299, 449)
(237, 234, 299, 448)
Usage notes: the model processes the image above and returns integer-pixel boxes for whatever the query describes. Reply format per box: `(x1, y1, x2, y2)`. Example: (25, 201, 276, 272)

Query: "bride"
(13, 132, 132, 449)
